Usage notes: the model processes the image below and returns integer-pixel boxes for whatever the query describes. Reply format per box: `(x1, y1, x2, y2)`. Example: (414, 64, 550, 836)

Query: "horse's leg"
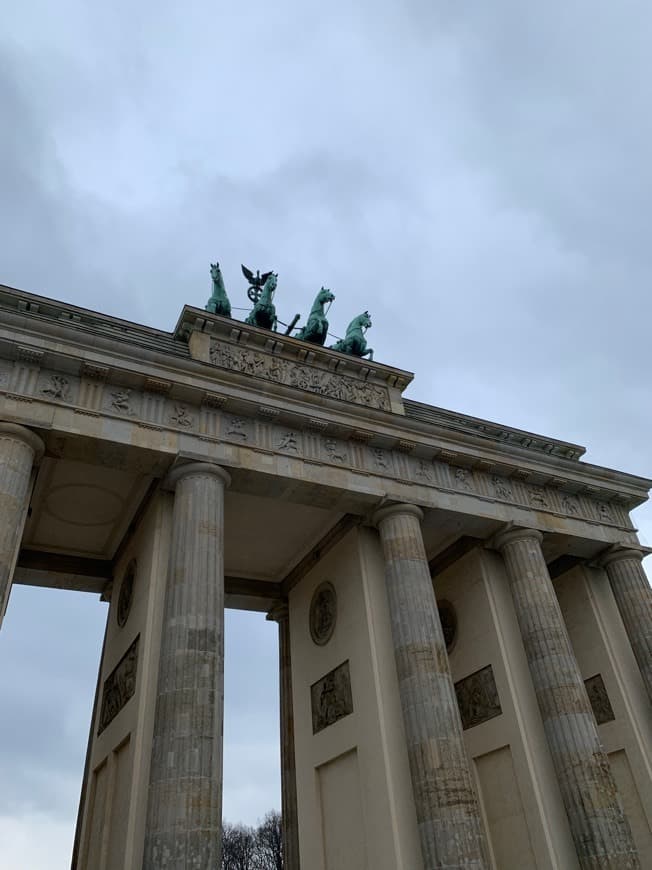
(363, 348, 374, 360)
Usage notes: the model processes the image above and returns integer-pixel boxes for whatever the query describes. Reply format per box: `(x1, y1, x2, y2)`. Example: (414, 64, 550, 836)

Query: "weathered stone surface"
(0, 423, 44, 626)
(495, 527, 639, 869)
(143, 462, 230, 870)
(599, 548, 652, 704)
(373, 503, 488, 870)
(267, 602, 300, 870)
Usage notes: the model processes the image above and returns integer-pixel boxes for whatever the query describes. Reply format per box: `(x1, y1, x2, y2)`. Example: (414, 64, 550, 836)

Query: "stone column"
(373, 504, 488, 870)
(495, 527, 639, 870)
(599, 548, 652, 705)
(143, 462, 230, 869)
(0, 422, 44, 627)
(267, 601, 300, 870)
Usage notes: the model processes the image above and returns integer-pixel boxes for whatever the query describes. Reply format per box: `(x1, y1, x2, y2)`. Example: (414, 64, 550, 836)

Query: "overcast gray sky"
(1, 2, 652, 868)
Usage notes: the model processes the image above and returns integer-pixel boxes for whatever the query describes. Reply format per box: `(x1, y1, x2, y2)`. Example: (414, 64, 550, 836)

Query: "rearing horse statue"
(330, 311, 374, 360)
(205, 262, 232, 318)
(295, 287, 335, 345)
(245, 272, 278, 331)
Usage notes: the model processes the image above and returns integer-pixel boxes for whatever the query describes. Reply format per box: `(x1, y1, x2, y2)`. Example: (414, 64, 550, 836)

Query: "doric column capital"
(372, 502, 423, 529)
(493, 525, 543, 552)
(266, 600, 289, 624)
(165, 460, 231, 491)
(598, 545, 648, 569)
(0, 422, 45, 462)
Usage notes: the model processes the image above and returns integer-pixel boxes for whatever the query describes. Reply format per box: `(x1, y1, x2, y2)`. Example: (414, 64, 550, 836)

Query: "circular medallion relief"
(117, 560, 136, 628)
(438, 600, 457, 652)
(309, 581, 337, 646)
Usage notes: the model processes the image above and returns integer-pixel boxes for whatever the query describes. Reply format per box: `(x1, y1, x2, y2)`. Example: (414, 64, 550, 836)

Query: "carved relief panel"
(97, 636, 139, 734)
(585, 673, 615, 725)
(455, 664, 502, 730)
(311, 660, 353, 734)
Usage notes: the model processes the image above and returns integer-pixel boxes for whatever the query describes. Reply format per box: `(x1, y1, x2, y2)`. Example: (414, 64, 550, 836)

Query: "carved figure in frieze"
(492, 475, 513, 500)
(278, 431, 299, 452)
(330, 311, 374, 360)
(294, 287, 335, 346)
(415, 459, 433, 482)
(561, 494, 580, 516)
(454, 467, 473, 492)
(324, 438, 346, 463)
(110, 389, 134, 415)
(598, 502, 614, 523)
(528, 486, 549, 508)
(41, 374, 70, 401)
(226, 417, 247, 440)
(170, 404, 193, 427)
(371, 447, 389, 470)
(205, 262, 232, 317)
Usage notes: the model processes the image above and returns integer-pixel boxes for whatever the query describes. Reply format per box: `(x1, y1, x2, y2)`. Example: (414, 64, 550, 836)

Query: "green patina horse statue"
(245, 272, 278, 331)
(205, 262, 232, 317)
(295, 287, 335, 345)
(331, 311, 374, 360)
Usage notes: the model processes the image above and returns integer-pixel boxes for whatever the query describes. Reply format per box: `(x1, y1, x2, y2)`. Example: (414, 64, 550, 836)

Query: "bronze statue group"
(205, 262, 374, 360)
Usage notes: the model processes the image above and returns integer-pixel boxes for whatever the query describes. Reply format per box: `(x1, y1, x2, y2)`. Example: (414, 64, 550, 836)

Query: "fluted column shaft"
(373, 504, 488, 870)
(267, 602, 300, 870)
(600, 549, 652, 704)
(144, 462, 230, 869)
(0, 423, 44, 627)
(495, 527, 639, 870)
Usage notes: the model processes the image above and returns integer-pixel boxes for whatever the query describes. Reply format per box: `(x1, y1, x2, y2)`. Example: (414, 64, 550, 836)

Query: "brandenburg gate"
(0, 269, 651, 869)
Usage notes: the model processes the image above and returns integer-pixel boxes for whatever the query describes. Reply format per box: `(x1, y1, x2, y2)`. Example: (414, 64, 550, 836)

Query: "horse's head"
(264, 272, 278, 294)
(356, 310, 372, 330)
(318, 287, 335, 305)
(210, 262, 221, 281)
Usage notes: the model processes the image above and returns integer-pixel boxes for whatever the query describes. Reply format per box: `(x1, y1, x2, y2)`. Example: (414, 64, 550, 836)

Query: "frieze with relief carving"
(209, 341, 390, 410)
(2, 356, 631, 530)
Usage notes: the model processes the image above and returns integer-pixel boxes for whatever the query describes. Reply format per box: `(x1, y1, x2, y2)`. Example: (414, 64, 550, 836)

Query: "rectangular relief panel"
(318, 749, 367, 870)
(455, 664, 502, 730)
(608, 750, 652, 867)
(311, 660, 353, 734)
(98, 635, 139, 734)
(585, 674, 615, 725)
(106, 736, 132, 870)
(475, 745, 536, 870)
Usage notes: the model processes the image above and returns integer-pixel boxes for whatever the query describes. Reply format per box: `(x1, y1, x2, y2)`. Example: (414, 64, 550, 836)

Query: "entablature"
(1, 284, 650, 533)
